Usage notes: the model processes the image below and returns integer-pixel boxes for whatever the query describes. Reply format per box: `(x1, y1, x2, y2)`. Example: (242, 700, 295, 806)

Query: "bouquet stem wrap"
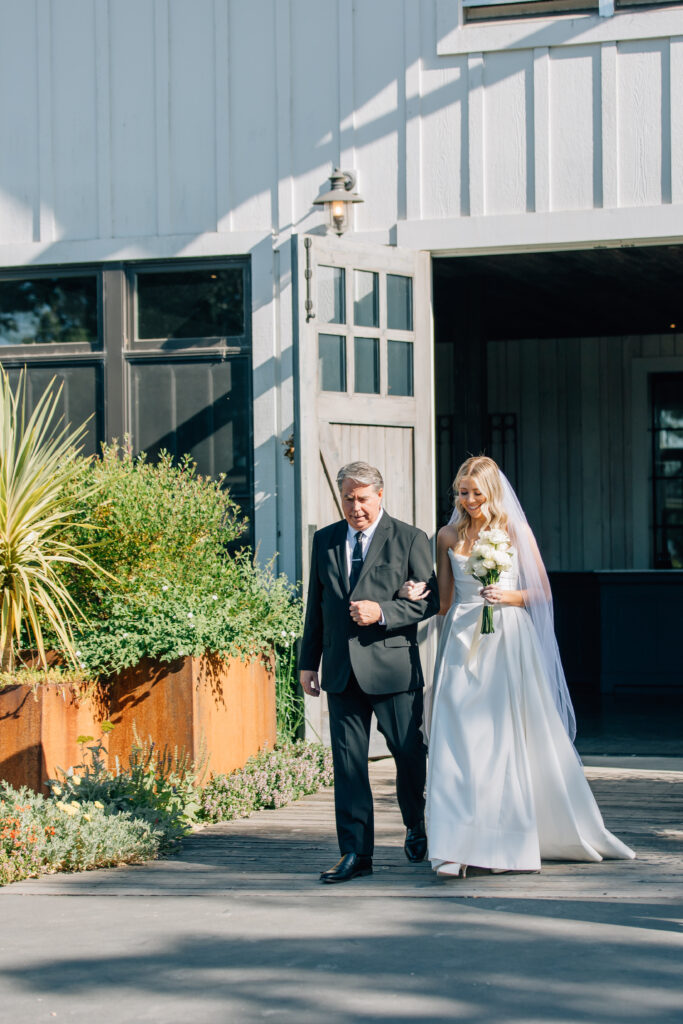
(480, 571, 497, 634)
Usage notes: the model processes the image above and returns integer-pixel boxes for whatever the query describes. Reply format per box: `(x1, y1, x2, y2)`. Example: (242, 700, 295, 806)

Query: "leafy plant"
(0, 368, 108, 671)
(199, 742, 333, 823)
(52, 441, 303, 677)
(46, 726, 207, 851)
(275, 638, 304, 743)
(0, 782, 161, 886)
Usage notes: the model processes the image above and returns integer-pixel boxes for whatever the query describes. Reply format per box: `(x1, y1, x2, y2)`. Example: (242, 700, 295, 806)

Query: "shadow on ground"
(0, 890, 681, 1023)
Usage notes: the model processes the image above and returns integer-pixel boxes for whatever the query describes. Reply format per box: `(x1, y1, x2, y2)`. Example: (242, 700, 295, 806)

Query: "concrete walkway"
(0, 758, 682, 1023)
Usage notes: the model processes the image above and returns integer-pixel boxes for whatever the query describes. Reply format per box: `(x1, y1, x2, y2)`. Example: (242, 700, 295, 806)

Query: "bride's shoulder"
(437, 523, 460, 549)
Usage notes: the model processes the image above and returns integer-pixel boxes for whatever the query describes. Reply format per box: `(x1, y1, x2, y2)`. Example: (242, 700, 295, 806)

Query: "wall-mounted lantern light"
(313, 168, 364, 236)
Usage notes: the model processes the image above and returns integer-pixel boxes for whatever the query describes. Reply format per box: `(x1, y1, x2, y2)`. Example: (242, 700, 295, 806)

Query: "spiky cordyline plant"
(0, 368, 106, 672)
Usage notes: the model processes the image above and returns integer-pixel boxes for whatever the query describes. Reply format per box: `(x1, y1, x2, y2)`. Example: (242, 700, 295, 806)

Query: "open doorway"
(433, 245, 683, 756)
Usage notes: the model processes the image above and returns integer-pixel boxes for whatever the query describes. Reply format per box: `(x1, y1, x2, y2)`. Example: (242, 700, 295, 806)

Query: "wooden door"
(295, 235, 435, 746)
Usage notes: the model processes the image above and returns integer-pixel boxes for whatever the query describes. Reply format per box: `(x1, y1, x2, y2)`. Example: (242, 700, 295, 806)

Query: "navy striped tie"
(349, 531, 364, 591)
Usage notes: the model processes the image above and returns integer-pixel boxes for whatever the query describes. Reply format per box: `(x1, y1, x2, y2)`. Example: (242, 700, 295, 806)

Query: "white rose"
(493, 550, 511, 567)
(488, 529, 508, 545)
(482, 558, 497, 570)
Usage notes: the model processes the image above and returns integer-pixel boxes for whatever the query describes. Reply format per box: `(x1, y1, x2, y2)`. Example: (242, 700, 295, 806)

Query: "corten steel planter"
(0, 655, 276, 793)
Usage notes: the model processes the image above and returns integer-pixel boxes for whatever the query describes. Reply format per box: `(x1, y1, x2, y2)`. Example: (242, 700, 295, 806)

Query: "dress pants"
(327, 673, 427, 857)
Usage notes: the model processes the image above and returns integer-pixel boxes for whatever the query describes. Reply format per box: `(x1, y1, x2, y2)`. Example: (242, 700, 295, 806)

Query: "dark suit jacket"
(298, 512, 439, 694)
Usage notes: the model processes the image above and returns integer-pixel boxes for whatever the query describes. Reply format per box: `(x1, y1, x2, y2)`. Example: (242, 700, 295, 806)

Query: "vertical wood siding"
(487, 333, 683, 571)
(1, 0, 682, 247)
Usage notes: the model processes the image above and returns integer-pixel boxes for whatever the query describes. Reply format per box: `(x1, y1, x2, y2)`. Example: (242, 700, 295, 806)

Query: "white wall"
(2, 0, 683, 570)
(3, 1, 683, 253)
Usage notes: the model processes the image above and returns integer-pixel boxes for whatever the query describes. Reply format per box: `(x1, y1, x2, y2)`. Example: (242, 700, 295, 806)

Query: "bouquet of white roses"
(464, 528, 514, 635)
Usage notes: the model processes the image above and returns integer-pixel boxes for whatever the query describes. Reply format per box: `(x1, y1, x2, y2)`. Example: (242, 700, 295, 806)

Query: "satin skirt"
(425, 599, 635, 872)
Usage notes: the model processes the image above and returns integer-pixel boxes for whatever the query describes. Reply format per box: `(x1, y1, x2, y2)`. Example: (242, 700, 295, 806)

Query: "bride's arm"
(398, 526, 455, 615)
(434, 528, 455, 615)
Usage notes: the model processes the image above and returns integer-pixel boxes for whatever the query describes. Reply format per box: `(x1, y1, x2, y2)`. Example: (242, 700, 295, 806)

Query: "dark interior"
(433, 245, 683, 756)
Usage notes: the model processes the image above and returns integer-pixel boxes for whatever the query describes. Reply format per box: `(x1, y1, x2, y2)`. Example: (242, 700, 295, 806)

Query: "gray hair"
(336, 461, 384, 493)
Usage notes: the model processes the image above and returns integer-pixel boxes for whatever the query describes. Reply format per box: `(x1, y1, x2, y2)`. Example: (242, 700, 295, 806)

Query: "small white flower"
(211, 595, 218, 601)
(75, 650, 82, 657)
(188, 612, 194, 618)
(290, 630, 296, 638)
(162, 585, 169, 592)
(281, 629, 287, 638)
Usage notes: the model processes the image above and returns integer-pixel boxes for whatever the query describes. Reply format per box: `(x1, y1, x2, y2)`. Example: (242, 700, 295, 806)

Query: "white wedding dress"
(426, 549, 635, 873)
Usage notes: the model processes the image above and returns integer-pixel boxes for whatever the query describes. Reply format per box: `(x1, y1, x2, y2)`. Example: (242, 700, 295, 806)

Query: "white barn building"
(1, 0, 682, 742)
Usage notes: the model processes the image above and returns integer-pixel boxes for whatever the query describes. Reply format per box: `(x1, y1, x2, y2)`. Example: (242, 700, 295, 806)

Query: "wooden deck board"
(5, 759, 682, 903)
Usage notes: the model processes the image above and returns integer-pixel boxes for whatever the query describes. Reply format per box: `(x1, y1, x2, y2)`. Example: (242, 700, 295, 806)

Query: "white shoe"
(436, 862, 467, 878)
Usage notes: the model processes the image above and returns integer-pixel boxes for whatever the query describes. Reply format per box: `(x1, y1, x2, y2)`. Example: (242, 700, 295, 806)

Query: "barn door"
(295, 234, 435, 745)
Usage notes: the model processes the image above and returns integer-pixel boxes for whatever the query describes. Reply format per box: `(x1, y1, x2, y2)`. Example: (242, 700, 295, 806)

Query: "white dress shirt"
(346, 508, 386, 625)
(345, 507, 384, 576)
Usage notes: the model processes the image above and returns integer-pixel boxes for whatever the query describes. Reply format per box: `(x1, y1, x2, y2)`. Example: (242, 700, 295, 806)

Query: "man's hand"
(350, 600, 383, 626)
(300, 670, 321, 697)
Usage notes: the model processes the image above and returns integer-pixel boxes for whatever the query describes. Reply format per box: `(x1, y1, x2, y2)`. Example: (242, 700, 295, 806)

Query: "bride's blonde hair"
(451, 455, 508, 546)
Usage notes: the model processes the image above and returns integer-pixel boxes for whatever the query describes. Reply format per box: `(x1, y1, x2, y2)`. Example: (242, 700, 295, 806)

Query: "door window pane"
(319, 334, 346, 392)
(388, 340, 414, 396)
(354, 337, 379, 394)
(387, 274, 413, 331)
(354, 270, 379, 328)
(318, 266, 345, 324)
(0, 275, 99, 347)
(136, 267, 244, 340)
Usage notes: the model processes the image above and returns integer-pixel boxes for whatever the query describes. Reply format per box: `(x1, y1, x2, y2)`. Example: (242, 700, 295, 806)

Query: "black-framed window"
(132, 265, 246, 349)
(0, 258, 253, 534)
(125, 258, 253, 531)
(462, 0, 680, 22)
(0, 271, 101, 352)
(651, 373, 683, 569)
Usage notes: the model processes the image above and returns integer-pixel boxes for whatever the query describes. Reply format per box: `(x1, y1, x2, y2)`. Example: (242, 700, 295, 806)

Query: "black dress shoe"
(320, 853, 373, 884)
(404, 820, 427, 863)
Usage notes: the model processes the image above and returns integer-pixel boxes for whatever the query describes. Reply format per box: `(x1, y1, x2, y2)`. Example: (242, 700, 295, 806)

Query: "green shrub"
(46, 729, 206, 852)
(275, 638, 304, 743)
(49, 442, 302, 679)
(0, 783, 161, 887)
(199, 742, 333, 823)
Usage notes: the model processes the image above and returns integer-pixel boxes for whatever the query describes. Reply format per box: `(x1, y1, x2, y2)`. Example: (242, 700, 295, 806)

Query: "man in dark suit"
(299, 461, 439, 884)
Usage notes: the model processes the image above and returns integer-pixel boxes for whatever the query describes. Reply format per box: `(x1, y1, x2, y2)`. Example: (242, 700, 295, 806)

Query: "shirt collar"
(347, 507, 384, 544)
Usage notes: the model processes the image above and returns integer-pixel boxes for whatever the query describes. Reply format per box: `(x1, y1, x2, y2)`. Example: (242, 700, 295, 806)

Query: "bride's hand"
(398, 579, 429, 601)
(480, 584, 506, 605)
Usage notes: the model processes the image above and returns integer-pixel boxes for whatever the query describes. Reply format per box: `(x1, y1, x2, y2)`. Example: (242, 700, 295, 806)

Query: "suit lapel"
(352, 512, 391, 593)
(333, 520, 349, 595)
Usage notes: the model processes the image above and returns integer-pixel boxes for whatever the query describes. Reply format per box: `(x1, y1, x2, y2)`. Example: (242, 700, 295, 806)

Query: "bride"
(400, 456, 634, 877)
